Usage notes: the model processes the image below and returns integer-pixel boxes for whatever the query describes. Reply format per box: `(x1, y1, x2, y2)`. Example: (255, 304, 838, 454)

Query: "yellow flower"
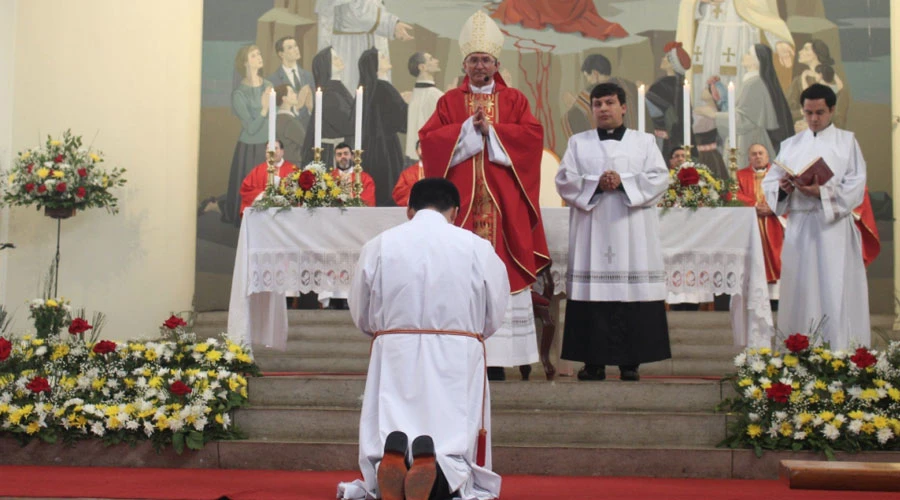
(760, 381, 772, 390)
(751, 388, 763, 400)
(746, 424, 762, 438)
(797, 413, 814, 425)
(701, 188, 709, 196)
(738, 378, 753, 387)
(45, 299, 58, 307)
(819, 411, 835, 422)
(124, 378, 136, 388)
(888, 388, 900, 401)
(821, 351, 832, 361)
(848, 410, 865, 420)
(304, 191, 313, 200)
(52, 170, 64, 178)
(667, 189, 677, 198)
(758, 348, 772, 355)
(783, 355, 799, 367)
(89, 153, 101, 162)
(20, 151, 31, 160)
(766, 364, 779, 377)
(831, 360, 845, 370)
(7, 173, 15, 185)
(205, 350, 223, 362)
(814, 380, 827, 390)
(873, 416, 889, 429)
(294, 189, 304, 198)
(323, 173, 333, 182)
(236, 353, 252, 364)
(831, 391, 845, 404)
(36, 167, 50, 179)
(317, 190, 326, 199)
(51, 344, 70, 361)
(331, 188, 342, 197)
(227, 343, 242, 354)
(779, 422, 793, 437)
(789, 391, 803, 403)
(193, 343, 210, 353)
(49, 140, 61, 146)
(155, 415, 169, 431)
(144, 349, 158, 361)
(91, 378, 106, 390)
(326, 179, 335, 188)
(861, 423, 876, 435)
(215, 414, 225, 425)
(148, 376, 163, 389)
(31, 338, 44, 346)
(102, 176, 109, 188)
(26, 421, 41, 435)
(860, 388, 880, 401)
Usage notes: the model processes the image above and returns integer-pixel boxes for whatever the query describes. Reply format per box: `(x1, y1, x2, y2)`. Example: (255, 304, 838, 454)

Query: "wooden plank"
(780, 460, 900, 491)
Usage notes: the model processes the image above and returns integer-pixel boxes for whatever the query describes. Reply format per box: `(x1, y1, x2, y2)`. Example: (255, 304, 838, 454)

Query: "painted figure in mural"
(720, 44, 792, 168)
(762, 84, 870, 350)
(315, 0, 414, 94)
(301, 47, 355, 169)
(272, 85, 309, 166)
(692, 80, 728, 180)
(358, 48, 408, 207)
(267, 36, 314, 124)
(735, 143, 783, 300)
(555, 82, 671, 383)
(676, 0, 794, 101)
(405, 52, 443, 161)
(788, 40, 849, 131)
(237, 140, 298, 218)
(490, 0, 627, 41)
(562, 54, 638, 138)
(647, 42, 689, 158)
(223, 44, 273, 226)
(393, 141, 426, 206)
(419, 10, 550, 382)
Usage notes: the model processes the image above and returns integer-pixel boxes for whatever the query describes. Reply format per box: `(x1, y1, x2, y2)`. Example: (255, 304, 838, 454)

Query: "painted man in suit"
(268, 36, 314, 124)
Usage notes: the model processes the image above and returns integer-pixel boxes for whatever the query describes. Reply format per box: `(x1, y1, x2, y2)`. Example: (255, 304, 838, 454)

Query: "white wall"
(3, 0, 202, 339)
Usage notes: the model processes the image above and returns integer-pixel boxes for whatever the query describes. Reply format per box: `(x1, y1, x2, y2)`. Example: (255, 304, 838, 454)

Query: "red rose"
(26, 376, 51, 393)
(56, 182, 67, 193)
(68, 317, 93, 335)
(298, 170, 316, 191)
(850, 347, 877, 369)
(26, 163, 34, 174)
(92, 340, 117, 355)
(169, 380, 192, 396)
(163, 315, 187, 330)
(54, 154, 64, 163)
(75, 187, 86, 198)
(37, 185, 47, 193)
(0, 337, 11, 361)
(765, 382, 793, 403)
(77, 168, 87, 177)
(25, 183, 35, 193)
(784, 333, 810, 353)
(677, 167, 700, 186)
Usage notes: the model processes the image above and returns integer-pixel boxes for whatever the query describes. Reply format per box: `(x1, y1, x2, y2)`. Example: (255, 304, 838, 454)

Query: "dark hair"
(408, 52, 426, 77)
(409, 178, 460, 212)
(275, 36, 295, 55)
(815, 64, 835, 84)
(268, 139, 284, 150)
(590, 82, 626, 105)
(809, 39, 835, 66)
(274, 84, 291, 107)
(668, 146, 685, 160)
(581, 54, 611, 76)
(335, 142, 352, 153)
(800, 83, 837, 108)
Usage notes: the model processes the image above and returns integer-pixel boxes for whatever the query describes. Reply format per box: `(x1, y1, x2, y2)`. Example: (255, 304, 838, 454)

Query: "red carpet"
(0, 466, 896, 499)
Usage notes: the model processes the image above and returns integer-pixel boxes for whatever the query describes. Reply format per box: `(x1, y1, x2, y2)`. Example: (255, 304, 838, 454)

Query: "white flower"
(751, 360, 766, 373)
(733, 353, 747, 366)
(794, 431, 807, 441)
(774, 411, 787, 422)
(748, 413, 760, 422)
(770, 357, 783, 369)
(34, 346, 47, 356)
(848, 420, 863, 434)
(90, 422, 106, 437)
(822, 424, 840, 440)
(833, 414, 847, 425)
(877, 428, 894, 444)
(143, 421, 155, 437)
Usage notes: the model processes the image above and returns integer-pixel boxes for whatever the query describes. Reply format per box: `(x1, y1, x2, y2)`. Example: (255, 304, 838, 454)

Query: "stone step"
(247, 376, 734, 412)
(233, 406, 727, 447)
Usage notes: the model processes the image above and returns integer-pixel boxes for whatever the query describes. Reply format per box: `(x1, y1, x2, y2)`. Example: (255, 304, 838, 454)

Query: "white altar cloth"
(227, 207, 773, 350)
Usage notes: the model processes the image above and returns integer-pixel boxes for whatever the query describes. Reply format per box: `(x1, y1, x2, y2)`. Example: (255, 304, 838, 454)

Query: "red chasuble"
(331, 169, 377, 207)
(392, 162, 424, 206)
(490, 0, 628, 41)
(239, 161, 298, 216)
(419, 74, 550, 293)
(736, 165, 784, 283)
(854, 187, 880, 267)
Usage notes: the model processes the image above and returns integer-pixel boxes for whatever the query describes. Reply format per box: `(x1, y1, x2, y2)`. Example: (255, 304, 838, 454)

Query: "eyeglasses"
(464, 56, 497, 67)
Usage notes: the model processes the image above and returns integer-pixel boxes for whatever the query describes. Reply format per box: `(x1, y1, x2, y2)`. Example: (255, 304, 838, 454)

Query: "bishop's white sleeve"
(449, 116, 484, 167)
(820, 135, 866, 224)
(476, 238, 510, 339)
(485, 126, 512, 166)
(619, 136, 669, 208)
(349, 238, 379, 337)
(555, 136, 602, 211)
(762, 156, 789, 216)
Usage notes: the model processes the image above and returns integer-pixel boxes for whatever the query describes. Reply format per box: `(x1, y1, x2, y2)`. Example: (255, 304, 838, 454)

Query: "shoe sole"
(404, 454, 437, 500)
(377, 451, 407, 500)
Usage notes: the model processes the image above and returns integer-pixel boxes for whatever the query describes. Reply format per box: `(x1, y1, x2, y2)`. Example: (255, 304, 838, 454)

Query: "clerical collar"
(469, 80, 495, 94)
(753, 163, 769, 172)
(415, 81, 436, 88)
(597, 125, 626, 141)
(275, 159, 284, 167)
(812, 123, 834, 137)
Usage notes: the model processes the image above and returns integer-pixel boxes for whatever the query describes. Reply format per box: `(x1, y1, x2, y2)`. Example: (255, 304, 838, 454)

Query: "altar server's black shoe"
(486, 366, 506, 381)
(577, 364, 606, 381)
(405, 435, 437, 500)
(377, 431, 408, 500)
(619, 365, 640, 381)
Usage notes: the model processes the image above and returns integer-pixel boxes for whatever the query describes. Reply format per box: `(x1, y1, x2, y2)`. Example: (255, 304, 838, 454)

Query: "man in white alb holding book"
(762, 83, 869, 349)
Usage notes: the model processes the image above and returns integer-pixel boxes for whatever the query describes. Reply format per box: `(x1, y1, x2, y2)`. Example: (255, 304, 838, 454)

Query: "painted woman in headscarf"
(358, 47, 408, 206)
(301, 47, 355, 168)
(647, 41, 690, 156)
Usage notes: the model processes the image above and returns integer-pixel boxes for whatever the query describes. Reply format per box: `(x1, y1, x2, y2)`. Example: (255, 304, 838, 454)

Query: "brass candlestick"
(728, 146, 739, 197)
(683, 144, 693, 162)
(312, 146, 323, 164)
(265, 149, 276, 188)
(352, 149, 364, 200)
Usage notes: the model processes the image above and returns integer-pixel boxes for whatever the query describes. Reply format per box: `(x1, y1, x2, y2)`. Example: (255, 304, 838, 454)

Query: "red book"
(774, 157, 834, 185)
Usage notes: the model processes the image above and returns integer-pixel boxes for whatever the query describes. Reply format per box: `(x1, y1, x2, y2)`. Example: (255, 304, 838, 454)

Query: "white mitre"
(459, 10, 504, 59)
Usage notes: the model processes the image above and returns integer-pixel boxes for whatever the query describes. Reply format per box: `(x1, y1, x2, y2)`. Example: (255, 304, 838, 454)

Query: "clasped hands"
(599, 171, 622, 192)
(779, 174, 821, 199)
(472, 106, 491, 136)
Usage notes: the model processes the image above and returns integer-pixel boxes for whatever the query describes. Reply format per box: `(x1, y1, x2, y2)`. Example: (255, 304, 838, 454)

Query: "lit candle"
(682, 80, 691, 147)
(355, 86, 363, 150)
(727, 81, 737, 148)
(267, 88, 276, 150)
(314, 87, 323, 150)
(637, 84, 646, 132)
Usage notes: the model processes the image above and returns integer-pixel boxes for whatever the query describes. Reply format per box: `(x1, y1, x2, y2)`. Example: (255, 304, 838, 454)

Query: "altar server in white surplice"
(555, 82, 671, 382)
(338, 178, 506, 500)
(762, 83, 869, 349)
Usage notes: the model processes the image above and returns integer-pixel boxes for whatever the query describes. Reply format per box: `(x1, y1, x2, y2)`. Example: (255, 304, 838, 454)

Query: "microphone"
(483, 75, 490, 84)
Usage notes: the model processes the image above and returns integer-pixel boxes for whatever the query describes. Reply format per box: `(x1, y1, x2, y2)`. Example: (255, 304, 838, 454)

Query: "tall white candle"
(314, 87, 323, 150)
(355, 86, 363, 150)
(727, 81, 737, 148)
(682, 80, 691, 147)
(637, 84, 646, 132)
(267, 88, 276, 150)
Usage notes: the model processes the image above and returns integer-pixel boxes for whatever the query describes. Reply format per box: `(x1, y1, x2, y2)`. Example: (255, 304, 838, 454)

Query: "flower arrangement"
(2, 130, 126, 215)
(252, 161, 366, 211)
(719, 333, 900, 458)
(660, 160, 730, 209)
(0, 308, 258, 453)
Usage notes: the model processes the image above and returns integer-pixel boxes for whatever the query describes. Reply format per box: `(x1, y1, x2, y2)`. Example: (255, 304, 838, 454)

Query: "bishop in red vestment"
(238, 140, 298, 217)
(735, 144, 784, 284)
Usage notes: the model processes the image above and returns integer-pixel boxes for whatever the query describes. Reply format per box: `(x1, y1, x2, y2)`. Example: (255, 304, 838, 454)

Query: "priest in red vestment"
(238, 140, 298, 217)
(419, 10, 549, 378)
(491, 0, 627, 41)
(392, 141, 425, 206)
(333, 143, 376, 207)
(735, 144, 784, 285)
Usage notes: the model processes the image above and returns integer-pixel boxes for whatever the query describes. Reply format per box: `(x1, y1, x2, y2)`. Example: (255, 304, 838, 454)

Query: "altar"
(227, 207, 774, 351)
